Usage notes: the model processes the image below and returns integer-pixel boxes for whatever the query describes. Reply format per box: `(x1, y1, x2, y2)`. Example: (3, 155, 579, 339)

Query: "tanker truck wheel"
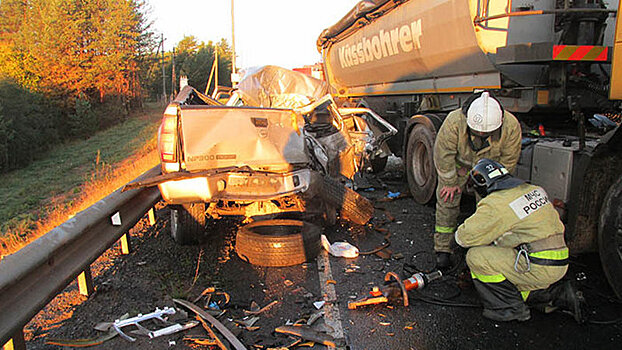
(598, 175, 622, 299)
(406, 124, 437, 204)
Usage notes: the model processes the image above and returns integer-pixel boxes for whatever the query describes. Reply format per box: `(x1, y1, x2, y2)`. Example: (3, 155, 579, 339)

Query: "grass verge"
(0, 102, 164, 257)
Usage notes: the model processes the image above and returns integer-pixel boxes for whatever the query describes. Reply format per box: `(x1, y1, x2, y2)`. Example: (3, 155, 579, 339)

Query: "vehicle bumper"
(158, 169, 314, 204)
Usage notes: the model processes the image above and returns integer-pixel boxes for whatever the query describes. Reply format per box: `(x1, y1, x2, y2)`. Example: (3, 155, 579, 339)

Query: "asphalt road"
(26, 167, 622, 350)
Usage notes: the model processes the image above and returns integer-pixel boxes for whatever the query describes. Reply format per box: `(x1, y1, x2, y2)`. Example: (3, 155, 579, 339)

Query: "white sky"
(146, 0, 360, 69)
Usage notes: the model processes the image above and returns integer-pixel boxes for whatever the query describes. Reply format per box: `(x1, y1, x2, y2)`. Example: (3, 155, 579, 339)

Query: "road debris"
(235, 316, 260, 331)
(307, 311, 324, 326)
(45, 314, 130, 348)
(345, 264, 362, 273)
(193, 315, 228, 350)
(313, 300, 325, 309)
(244, 300, 279, 315)
(112, 306, 177, 342)
(174, 298, 248, 350)
(359, 240, 391, 256)
(284, 279, 294, 287)
(404, 321, 416, 330)
(193, 286, 231, 310)
(326, 279, 337, 285)
(321, 234, 359, 258)
(275, 325, 345, 347)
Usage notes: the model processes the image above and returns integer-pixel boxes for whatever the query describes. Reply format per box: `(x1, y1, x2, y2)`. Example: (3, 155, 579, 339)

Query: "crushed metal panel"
(236, 65, 328, 108)
(180, 107, 308, 172)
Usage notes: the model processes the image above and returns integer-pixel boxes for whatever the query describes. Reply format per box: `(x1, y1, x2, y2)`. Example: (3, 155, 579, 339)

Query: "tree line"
(0, 0, 232, 173)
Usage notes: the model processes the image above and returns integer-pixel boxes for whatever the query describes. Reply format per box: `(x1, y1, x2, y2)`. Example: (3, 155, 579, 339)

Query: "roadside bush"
(0, 79, 62, 172)
(68, 94, 97, 139)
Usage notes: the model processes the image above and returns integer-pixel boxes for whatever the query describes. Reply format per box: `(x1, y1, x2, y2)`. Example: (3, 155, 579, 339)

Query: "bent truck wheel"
(235, 219, 322, 267)
(170, 203, 206, 245)
(598, 176, 622, 299)
(319, 175, 374, 225)
(406, 124, 437, 204)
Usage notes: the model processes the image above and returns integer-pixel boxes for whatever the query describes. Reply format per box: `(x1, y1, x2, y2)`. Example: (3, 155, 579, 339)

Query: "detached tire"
(406, 123, 437, 204)
(319, 176, 374, 225)
(236, 219, 322, 267)
(170, 203, 206, 245)
(598, 176, 622, 299)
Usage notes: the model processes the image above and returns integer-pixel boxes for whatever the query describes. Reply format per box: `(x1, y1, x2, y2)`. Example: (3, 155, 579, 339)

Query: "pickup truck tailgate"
(180, 107, 308, 172)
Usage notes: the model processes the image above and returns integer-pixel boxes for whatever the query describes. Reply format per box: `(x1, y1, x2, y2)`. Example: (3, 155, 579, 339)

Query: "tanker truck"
(317, 0, 622, 297)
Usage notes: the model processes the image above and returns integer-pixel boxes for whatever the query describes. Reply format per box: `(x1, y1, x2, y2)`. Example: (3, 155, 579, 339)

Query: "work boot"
(527, 280, 587, 323)
(482, 303, 531, 322)
(552, 280, 586, 324)
(436, 252, 452, 271)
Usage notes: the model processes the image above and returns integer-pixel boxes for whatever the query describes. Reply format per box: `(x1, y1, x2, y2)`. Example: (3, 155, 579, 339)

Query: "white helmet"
(466, 92, 503, 133)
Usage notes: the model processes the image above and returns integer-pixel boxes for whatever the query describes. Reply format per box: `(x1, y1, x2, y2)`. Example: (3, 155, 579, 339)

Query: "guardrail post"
(120, 233, 131, 255)
(77, 267, 94, 296)
(2, 329, 26, 350)
(148, 207, 156, 226)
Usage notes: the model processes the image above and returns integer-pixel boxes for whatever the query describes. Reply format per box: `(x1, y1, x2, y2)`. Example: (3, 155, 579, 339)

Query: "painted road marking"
(317, 251, 346, 349)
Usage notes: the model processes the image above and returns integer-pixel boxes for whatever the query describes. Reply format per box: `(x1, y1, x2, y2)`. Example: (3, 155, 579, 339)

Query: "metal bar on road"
(0, 166, 162, 346)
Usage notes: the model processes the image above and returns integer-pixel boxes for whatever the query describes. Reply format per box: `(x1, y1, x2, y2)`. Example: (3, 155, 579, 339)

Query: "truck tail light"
(160, 106, 178, 163)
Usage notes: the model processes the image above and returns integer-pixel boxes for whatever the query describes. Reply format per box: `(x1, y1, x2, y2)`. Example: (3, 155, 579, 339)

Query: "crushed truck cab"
(126, 66, 396, 244)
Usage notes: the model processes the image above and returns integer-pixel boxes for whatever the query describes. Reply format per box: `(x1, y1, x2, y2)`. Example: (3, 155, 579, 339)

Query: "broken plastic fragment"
(387, 191, 400, 199)
(321, 235, 359, 258)
(313, 301, 325, 309)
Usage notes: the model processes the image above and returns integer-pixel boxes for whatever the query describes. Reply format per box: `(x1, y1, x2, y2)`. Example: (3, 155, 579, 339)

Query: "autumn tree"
(0, 0, 154, 171)
(9, 0, 153, 101)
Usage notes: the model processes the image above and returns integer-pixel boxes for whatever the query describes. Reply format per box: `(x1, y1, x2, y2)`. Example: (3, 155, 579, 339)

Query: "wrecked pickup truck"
(126, 66, 396, 244)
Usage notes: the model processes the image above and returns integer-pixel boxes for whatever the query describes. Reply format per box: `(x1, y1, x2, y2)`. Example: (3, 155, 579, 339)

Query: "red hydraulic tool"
(348, 270, 443, 309)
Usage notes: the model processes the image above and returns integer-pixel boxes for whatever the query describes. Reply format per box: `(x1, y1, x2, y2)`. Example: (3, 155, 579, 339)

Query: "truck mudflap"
(156, 169, 315, 204)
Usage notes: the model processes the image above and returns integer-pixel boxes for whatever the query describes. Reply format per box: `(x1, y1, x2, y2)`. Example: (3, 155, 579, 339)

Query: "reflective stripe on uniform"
(435, 225, 456, 234)
(521, 290, 530, 301)
(527, 248, 569, 266)
(529, 248, 569, 260)
(471, 272, 506, 283)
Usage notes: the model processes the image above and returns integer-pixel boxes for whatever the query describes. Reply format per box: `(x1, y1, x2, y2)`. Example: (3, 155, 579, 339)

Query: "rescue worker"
(456, 158, 584, 322)
(433, 91, 522, 269)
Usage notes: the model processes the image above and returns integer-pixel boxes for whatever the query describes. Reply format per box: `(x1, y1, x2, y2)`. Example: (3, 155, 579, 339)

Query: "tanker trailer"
(318, 0, 622, 297)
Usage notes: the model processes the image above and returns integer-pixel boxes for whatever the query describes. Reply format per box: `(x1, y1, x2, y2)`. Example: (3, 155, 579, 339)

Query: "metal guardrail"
(0, 166, 162, 347)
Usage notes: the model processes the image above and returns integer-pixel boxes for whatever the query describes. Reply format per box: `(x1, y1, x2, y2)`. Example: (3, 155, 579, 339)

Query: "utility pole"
(171, 47, 177, 98)
(231, 0, 238, 87)
(160, 33, 167, 103)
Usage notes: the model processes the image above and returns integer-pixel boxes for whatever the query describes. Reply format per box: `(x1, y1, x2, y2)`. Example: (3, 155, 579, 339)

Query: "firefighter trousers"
(434, 175, 469, 253)
(466, 245, 568, 311)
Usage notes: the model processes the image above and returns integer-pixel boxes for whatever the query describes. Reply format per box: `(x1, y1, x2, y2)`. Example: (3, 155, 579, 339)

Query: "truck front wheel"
(406, 124, 437, 204)
(598, 175, 622, 299)
(170, 203, 206, 245)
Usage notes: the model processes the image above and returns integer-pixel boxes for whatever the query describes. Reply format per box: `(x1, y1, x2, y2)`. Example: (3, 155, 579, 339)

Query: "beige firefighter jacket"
(455, 183, 565, 248)
(433, 109, 522, 187)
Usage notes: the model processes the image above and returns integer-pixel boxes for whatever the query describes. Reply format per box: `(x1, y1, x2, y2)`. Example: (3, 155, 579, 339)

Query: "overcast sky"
(146, 0, 359, 69)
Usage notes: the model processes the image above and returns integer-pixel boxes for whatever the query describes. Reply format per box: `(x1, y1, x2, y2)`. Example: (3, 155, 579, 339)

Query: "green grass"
(0, 102, 162, 238)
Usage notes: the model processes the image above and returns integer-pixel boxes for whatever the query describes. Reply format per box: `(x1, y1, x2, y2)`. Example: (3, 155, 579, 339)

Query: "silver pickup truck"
(127, 66, 396, 244)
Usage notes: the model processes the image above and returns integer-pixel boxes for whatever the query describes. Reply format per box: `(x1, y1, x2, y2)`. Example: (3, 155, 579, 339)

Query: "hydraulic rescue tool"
(348, 270, 442, 309)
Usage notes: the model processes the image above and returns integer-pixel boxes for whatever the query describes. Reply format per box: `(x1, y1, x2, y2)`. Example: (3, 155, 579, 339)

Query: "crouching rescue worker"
(456, 158, 584, 322)
(434, 91, 522, 269)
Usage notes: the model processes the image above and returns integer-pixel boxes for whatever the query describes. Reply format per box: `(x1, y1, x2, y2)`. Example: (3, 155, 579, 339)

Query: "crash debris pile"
(44, 284, 348, 349)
